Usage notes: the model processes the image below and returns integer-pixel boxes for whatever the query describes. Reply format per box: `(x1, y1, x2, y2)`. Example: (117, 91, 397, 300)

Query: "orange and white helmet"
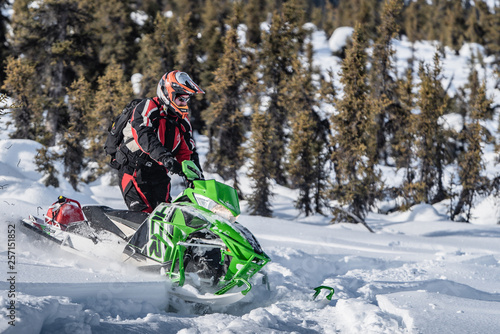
(157, 70, 204, 118)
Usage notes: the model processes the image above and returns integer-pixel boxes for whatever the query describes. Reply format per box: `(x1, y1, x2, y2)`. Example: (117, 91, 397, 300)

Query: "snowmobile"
(21, 160, 270, 305)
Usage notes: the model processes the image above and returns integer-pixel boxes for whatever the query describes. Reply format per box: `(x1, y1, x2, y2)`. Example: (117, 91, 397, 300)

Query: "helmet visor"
(175, 72, 205, 94)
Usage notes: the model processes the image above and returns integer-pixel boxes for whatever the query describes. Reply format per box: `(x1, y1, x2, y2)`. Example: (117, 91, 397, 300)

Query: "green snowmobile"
(22, 160, 270, 304)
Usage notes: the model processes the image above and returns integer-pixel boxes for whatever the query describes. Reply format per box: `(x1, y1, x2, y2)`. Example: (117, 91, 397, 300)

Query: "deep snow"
(1, 25, 500, 334)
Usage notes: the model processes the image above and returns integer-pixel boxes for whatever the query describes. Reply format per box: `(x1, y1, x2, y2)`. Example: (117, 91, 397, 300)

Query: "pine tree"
(63, 77, 93, 190)
(369, 0, 403, 164)
(9, 0, 94, 144)
(90, 0, 138, 74)
(442, 0, 467, 55)
(245, 0, 266, 46)
(330, 24, 382, 224)
(413, 53, 451, 204)
(451, 82, 491, 221)
(202, 18, 249, 187)
(86, 61, 132, 171)
(199, 0, 230, 89)
(35, 146, 60, 188)
(134, 13, 180, 97)
(393, 60, 418, 210)
(259, 1, 305, 186)
(176, 11, 206, 131)
(286, 53, 328, 216)
(247, 109, 273, 217)
(465, 0, 490, 47)
(2, 57, 44, 140)
(335, 0, 382, 40)
(0, 0, 10, 85)
(402, 0, 429, 43)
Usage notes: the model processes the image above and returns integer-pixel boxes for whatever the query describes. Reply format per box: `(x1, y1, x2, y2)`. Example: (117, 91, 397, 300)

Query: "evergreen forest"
(1, 0, 499, 225)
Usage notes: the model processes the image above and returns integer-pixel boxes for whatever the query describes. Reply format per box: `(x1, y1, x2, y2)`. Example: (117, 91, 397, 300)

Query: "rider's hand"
(160, 154, 182, 174)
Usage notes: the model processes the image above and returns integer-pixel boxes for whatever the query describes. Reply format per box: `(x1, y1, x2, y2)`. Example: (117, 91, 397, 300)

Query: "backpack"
(104, 98, 159, 169)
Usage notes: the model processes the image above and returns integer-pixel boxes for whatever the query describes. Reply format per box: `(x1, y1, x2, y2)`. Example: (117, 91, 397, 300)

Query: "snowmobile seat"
(82, 206, 148, 240)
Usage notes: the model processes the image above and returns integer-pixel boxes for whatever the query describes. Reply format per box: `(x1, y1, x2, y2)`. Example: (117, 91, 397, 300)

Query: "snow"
(1, 28, 500, 334)
(328, 26, 355, 54)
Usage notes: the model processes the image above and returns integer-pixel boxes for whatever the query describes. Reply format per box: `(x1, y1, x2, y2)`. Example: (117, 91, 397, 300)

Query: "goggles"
(176, 95, 190, 103)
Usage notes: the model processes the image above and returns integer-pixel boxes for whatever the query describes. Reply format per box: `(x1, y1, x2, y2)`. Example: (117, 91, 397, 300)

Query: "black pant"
(118, 166, 171, 213)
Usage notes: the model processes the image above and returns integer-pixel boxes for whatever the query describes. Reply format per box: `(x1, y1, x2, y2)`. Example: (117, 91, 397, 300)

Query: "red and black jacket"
(117, 97, 196, 172)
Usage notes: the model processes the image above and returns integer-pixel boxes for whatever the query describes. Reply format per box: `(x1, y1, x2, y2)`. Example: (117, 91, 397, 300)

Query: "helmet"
(157, 70, 205, 119)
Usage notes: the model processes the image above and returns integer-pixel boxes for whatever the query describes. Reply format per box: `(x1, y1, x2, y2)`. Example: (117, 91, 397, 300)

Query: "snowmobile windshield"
(193, 193, 238, 223)
(181, 208, 210, 228)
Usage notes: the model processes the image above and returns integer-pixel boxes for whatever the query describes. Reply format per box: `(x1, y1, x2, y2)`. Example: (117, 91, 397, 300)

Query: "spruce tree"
(286, 53, 329, 216)
(259, 1, 305, 186)
(247, 109, 273, 217)
(287, 61, 316, 216)
(245, 0, 266, 46)
(202, 18, 249, 187)
(442, 0, 467, 55)
(369, 0, 403, 164)
(330, 24, 382, 224)
(2, 57, 44, 140)
(402, 0, 430, 43)
(9, 0, 94, 144)
(451, 81, 491, 221)
(199, 0, 230, 89)
(86, 61, 132, 171)
(0, 0, 10, 85)
(35, 146, 60, 188)
(394, 61, 418, 210)
(134, 13, 180, 97)
(176, 11, 206, 131)
(413, 53, 451, 204)
(63, 77, 93, 190)
(90, 0, 138, 74)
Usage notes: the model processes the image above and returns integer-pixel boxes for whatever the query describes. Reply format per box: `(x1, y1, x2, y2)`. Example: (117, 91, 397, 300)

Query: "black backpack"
(104, 98, 160, 169)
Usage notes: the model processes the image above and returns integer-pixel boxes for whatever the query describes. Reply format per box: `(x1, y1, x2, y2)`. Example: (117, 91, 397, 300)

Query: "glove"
(160, 154, 182, 174)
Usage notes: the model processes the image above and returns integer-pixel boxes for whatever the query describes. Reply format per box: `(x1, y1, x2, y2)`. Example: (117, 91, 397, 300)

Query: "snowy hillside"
(1, 27, 500, 333)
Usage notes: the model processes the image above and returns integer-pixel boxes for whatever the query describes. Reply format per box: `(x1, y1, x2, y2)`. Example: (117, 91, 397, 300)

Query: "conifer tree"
(0, 0, 10, 85)
(465, 0, 490, 47)
(247, 109, 273, 217)
(35, 146, 60, 188)
(202, 18, 249, 187)
(86, 61, 132, 171)
(200, 0, 230, 88)
(330, 24, 382, 224)
(245, 0, 266, 46)
(90, 0, 138, 74)
(134, 13, 180, 97)
(286, 52, 329, 216)
(451, 82, 491, 221)
(2, 57, 44, 140)
(63, 77, 93, 190)
(413, 53, 451, 204)
(394, 61, 418, 210)
(259, 1, 305, 186)
(336, 0, 382, 40)
(402, 0, 429, 43)
(369, 0, 403, 164)
(425, 0, 449, 44)
(9, 0, 94, 144)
(442, 0, 467, 55)
(176, 11, 206, 131)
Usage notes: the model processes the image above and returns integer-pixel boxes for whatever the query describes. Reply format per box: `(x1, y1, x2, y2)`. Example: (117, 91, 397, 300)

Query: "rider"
(115, 70, 205, 212)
